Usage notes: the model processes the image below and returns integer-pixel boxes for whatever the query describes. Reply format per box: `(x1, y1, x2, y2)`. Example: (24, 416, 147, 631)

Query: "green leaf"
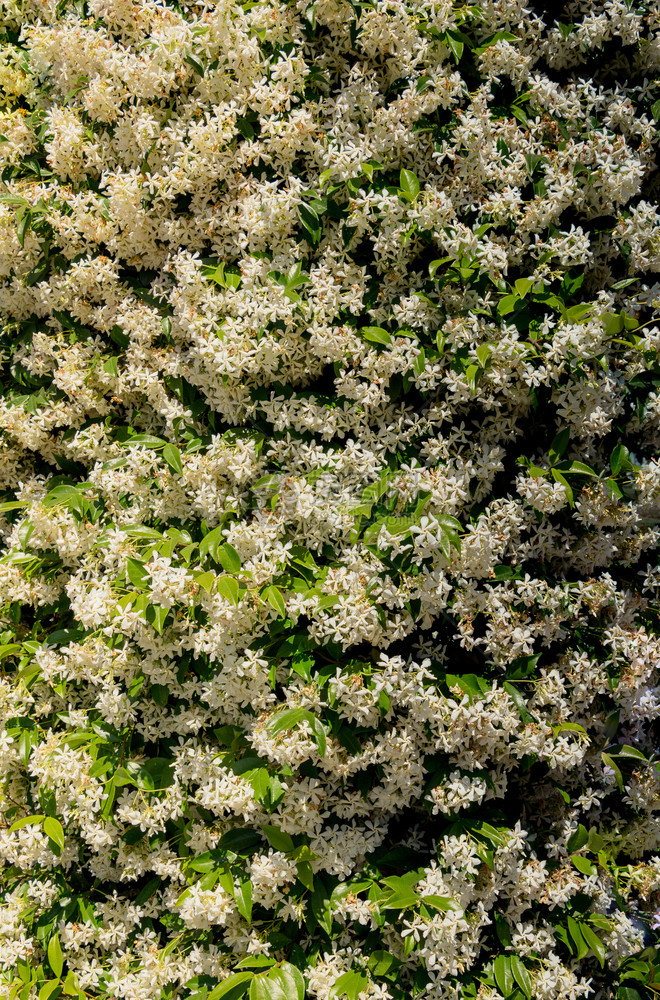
(588, 829, 605, 853)
(185, 53, 204, 75)
(443, 28, 464, 62)
(476, 344, 492, 367)
(514, 277, 533, 297)
(246, 766, 270, 804)
(237, 958, 276, 970)
(494, 914, 512, 947)
(413, 346, 426, 376)
(0, 643, 21, 660)
(503, 682, 534, 724)
(103, 356, 119, 377)
(329, 971, 368, 1000)
(550, 468, 574, 506)
(267, 707, 326, 756)
(217, 828, 262, 854)
(609, 278, 638, 293)
(399, 169, 420, 202)
(610, 444, 631, 477)
(296, 858, 314, 890)
(430, 257, 452, 278)
(163, 444, 184, 476)
(204, 261, 228, 286)
(207, 972, 254, 1000)
(234, 878, 253, 922)
(510, 957, 532, 998)
(617, 745, 647, 760)
(43, 817, 64, 851)
(42, 485, 85, 514)
(216, 543, 241, 574)
(126, 558, 150, 589)
(579, 922, 606, 967)
(571, 854, 596, 876)
(360, 326, 391, 346)
(493, 955, 513, 997)
(217, 576, 240, 605)
(367, 952, 400, 977)
(263, 585, 286, 617)
(605, 477, 624, 499)
(553, 460, 598, 477)
(465, 364, 480, 393)
(299, 204, 322, 245)
(421, 894, 462, 913)
(618, 986, 643, 1000)
(524, 153, 546, 175)
(47, 934, 64, 978)
(9, 813, 46, 832)
(497, 294, 520, 316)
(602, 751, 624, 792)
(474, 29, 517, 55)
(549, 428, 570, 465)
(382, 888, 420, 910)
(151, 683, 169, 707)
(260, 824, 295, 853)
(194, 571, 216, 592)
(121, 434, 167, 448)
(602, 312, 624, 336)
(310, 884, 333, 934)
(17, 211, 31, 246)
(308, 715, 327, 757)
(567, 915, 589, 958)
(567, 824, 589, 854)
(131, 757, 174, 790)
(39, 980, 62, 1000)
(266, 963, 305, 1000)
(249, 965, 305, 1000)
(146, 604, 169, 633)
(236, 117, 255, 140)
(200, 526, 227, 562)
(121, 525, 163, 540)
(250, 979, 270, 1000)
(552, 721, 587, 735)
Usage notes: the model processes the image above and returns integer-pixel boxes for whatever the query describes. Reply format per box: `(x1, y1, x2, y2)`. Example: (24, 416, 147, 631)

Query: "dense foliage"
(0, 0, 660, 998)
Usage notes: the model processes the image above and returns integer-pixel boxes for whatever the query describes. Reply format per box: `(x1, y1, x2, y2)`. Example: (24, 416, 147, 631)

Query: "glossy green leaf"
(571, 854, 596, 876)
(217, 576, 240, 605)
(9, 813, 46, 832)
(260, 823, 295, 853)
(493, 955, 513, 997)
(360, 326, 391, 346)
(579, 921, 606, 967)
(47, 934, 64, 977)
(163, 443, 184, 476)
(200, 526, 227, 562)
(263, 585, 286, 616)
(510, 956, 532, 998)
(207, 972, 254, 1000)
(399, 169, 420, 202)
(329, 971, 368, 1000)
(548, 428, 570, 465)
(216, 543, 241, 574)
(567, 916, 589, 959)
(567, 823, 589, 854)
(43, 816, 64, 851)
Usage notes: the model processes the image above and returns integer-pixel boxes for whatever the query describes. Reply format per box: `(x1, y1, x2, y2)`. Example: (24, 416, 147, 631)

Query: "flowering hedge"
(1, 0, 660, 998)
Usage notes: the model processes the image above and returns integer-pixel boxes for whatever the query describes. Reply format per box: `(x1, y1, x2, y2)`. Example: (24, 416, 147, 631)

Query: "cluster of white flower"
(0, 0, 658, 998)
